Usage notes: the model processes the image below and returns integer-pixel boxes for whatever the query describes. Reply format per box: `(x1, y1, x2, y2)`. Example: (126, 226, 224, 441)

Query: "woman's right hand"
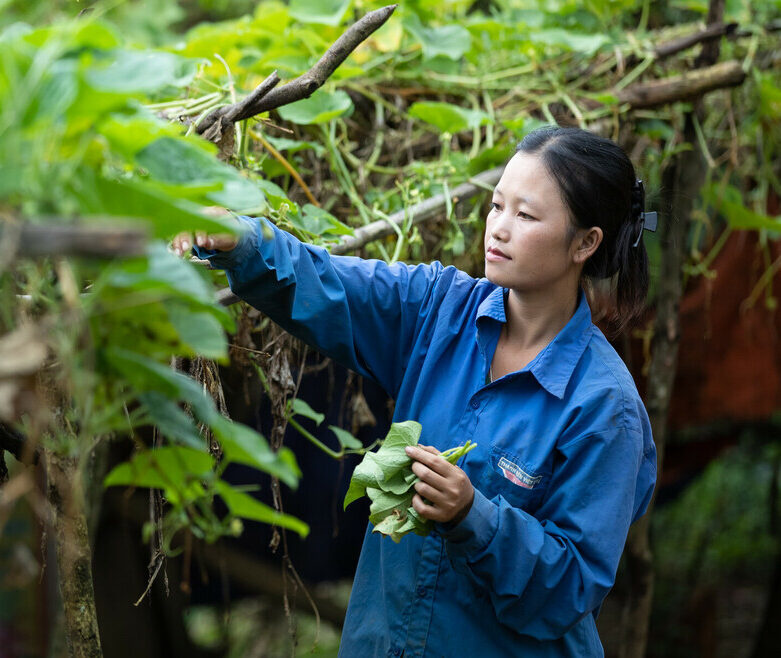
(171, 207, 240, 256)
(171, 231, 239, 256)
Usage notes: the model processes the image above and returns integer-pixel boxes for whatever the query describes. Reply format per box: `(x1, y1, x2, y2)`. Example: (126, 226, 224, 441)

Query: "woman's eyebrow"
(493, 189, 539, 211)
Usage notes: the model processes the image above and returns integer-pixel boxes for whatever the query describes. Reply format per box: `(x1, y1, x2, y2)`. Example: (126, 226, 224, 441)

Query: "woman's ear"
(572, 227, 603, 264)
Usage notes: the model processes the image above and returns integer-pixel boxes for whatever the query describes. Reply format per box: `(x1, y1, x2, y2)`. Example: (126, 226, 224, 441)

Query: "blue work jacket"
(195, 216, 657, 658)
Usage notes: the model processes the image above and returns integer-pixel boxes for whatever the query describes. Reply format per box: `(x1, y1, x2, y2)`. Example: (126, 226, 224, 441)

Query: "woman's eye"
(490, 202, 501, 211)
(517, 211, 535, 220)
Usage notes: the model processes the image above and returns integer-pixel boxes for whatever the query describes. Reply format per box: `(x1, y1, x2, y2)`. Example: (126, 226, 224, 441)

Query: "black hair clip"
(632, 179, 658, 248)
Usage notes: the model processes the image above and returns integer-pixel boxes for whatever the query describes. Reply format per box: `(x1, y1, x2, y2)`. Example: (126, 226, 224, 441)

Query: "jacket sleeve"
(193, 216, 443, 397)
(437, 424, 656, 640)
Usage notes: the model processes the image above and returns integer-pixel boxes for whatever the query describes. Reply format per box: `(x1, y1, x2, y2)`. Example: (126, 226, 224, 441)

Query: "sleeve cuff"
(191, 215, 260, 270)
(436, 486, 498, 556)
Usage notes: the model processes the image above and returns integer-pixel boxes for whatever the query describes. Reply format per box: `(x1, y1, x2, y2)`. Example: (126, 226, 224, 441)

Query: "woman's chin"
(484, 266, 513, 288)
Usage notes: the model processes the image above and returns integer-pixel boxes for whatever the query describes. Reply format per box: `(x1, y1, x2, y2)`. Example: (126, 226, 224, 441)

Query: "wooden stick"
(2, 222, 147, 259)
(196, 5, 398, 136)
(214, 165, 504, 306)
(653, 22, 738, 60)
(617, 60, 745, 109)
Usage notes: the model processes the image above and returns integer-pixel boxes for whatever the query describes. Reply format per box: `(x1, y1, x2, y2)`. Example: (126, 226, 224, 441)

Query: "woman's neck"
(504, 284, 580, 350)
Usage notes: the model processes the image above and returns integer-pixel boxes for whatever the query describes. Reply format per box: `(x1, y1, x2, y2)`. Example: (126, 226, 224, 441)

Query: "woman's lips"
(486, 247, 510, 262)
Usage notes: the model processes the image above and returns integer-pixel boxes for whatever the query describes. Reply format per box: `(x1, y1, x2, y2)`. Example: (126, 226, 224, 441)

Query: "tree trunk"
(618, 2, 726, 655)
(45, 450, 103, 658)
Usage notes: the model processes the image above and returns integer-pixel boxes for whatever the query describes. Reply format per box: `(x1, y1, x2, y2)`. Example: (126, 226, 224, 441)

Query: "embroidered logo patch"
(497, 457, 542, 489)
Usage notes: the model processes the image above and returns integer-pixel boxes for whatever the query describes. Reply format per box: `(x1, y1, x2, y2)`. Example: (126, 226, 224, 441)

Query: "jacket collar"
(476, 284, 594, 399)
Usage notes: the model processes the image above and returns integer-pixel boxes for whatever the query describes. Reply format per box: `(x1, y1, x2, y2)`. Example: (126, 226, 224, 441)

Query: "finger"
(405, 445, 453, 477)
(172, 232, 192, 256)
(418, 444, 441, 455)
(410, 461, 449, 489)
(411, 493, 441, 521)
(195, 231, 207, 248)
(413, 480, 447, 506)
(203, 205, 230, 218)
(208, 233, 239, 251)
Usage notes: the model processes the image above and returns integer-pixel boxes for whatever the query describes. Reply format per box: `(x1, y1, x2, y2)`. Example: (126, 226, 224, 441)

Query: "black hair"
(515, 125, 650, 332)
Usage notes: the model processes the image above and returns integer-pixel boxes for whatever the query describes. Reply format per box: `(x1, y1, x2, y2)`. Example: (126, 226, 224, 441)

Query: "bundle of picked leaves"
(343, 420, 477, 543)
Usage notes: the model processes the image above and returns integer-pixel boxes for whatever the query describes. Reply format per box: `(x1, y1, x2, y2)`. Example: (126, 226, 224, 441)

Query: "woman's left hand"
(405, 444, 475, 526)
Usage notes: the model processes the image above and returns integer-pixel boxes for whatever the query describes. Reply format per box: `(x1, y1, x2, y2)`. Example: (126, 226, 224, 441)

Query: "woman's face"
(484, 151, 584, 294)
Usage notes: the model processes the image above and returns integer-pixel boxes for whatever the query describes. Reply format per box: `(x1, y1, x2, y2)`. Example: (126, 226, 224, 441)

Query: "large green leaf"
(86, 49, 200, 94)
(215, 481, 309, 537)
(167, 303, 229, 361)
(210, 415, 301, 489)
(92, 243, 235, 331)
(100, 242, 216, 303)
(138, 392, 205, 450)
(69, 168, 242, 238)
(104, 446, 213, 505)
(409, 101, 492, 134)
(403, 15, 471, 61)
(329, 425, 362, 450)
(277, 89, 353, 125)
(289, 398, 325, 425)
(293, 204, 353, 237)
(136, 136, 266, 211)
(704, 183, 781, 232)
(103, 347, 219, 423)
(289, 0, 352, 26)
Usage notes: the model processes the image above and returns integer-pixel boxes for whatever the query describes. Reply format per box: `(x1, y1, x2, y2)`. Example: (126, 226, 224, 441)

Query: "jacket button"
(470, 399, 479, 409)
(392, 648, 401, 656)
(416, 585, 427, 598)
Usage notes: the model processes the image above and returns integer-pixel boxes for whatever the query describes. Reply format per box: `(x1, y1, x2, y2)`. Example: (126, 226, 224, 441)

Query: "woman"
(174, 125, 657, 657)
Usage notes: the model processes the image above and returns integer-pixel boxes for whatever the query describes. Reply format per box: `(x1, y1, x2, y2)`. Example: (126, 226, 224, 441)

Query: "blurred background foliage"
(0, 0, 779, 656)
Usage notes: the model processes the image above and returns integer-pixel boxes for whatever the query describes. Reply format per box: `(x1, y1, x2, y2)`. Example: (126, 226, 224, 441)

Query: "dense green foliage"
(0, 0, 779, 587)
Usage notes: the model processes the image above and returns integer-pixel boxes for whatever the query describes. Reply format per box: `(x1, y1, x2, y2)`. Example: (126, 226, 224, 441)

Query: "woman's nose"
(489, 213, 511, 241)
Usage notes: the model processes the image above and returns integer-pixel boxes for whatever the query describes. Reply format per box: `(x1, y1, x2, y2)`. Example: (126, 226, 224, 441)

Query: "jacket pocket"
(477, 444, 549, 512)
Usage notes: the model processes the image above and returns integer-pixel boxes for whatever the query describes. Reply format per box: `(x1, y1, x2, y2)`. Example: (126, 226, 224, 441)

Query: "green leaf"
(704, 183, 781, 232)
(265, 135, 326, 157)
(215, 481, 309, 537)
(295, 204, 353, 237)
(329, 425, 362, 450)
(344, 420, 421, 510)
(211, 415, 301, 489)
(86, 50, 200, 94)
(104, 446, 212, 505)
(289, 398, 325, 426)
(138, 392, 205, 450)
(135, 136, 266, 212)
(501, 116, 549, 140)
(70, 168, 243, 239)
(22, 21, 120, 50)
(93, 243, 235, 331)
(468, 143, 513, 176)
(372, 511, 408, 543)
(529, 29, 611, 56)
(403, 15, 472, 61)
(409, 101, 492, 134)
(344, 422, 476, 542)
(343, 478, 367, 511)
(103, 347, 219, 424)
(289, 0, 352, 26)
(374, 469, 415, 495)
(277, 89, 354, 125)
(166, 303, 228, 360)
